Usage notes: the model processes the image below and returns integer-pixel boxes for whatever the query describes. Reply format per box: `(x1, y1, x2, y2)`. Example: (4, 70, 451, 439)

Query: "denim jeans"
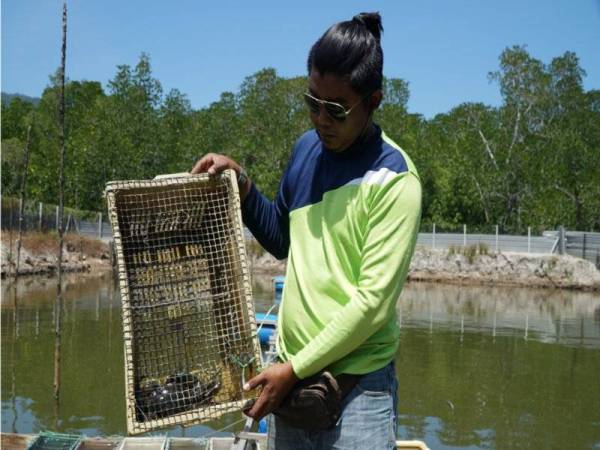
(266, 362, 398, 450)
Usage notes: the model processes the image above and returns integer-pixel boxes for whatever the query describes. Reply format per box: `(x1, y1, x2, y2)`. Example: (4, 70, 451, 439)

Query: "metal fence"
(3, 198, 599, 267)
(417, 225, 600, 267)
(417, 230, 557, 254)
(565, 231, 600, 268)
(1, 198, 112, 241)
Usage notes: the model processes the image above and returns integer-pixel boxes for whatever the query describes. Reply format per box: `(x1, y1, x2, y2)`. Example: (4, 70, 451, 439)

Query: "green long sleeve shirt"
(242, 125, 422, 378)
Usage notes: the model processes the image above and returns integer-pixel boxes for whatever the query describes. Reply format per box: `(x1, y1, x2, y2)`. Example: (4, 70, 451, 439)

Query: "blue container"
(258, 418, 268, 433)
(273, 276, 285, 293)
(256, 312, 277, 345)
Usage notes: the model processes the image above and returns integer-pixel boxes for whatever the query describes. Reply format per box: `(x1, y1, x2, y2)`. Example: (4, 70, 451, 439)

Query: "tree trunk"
(55, 0, 67, 402)
(15, 125, 32, 281)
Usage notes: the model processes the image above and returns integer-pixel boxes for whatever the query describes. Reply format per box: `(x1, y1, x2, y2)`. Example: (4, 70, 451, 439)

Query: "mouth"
(318, 132, 343, 151)
(318, 131, 336, 140)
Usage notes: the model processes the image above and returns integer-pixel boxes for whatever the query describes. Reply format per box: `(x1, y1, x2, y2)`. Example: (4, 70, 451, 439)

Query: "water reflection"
(1, 276, 600, 449)
(396, 282, 600, 450)
(1, 273, 125, 436)
(398, 282, 600, 348)
(0, 272, 279, 438)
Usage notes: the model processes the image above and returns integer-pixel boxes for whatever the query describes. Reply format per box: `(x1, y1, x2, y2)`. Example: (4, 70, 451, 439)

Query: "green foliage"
(464, 245, 478, 264)
(1, 49, 598, 232)
(447, 243, 490, 263)
(246, 238, 266, 259)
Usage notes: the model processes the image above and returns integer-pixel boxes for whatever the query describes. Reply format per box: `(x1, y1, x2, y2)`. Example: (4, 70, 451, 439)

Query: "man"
(192, 12, 421, 449)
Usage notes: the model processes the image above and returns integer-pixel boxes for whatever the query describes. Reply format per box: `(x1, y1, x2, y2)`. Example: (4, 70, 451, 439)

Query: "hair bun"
(352, 12, 383, 41)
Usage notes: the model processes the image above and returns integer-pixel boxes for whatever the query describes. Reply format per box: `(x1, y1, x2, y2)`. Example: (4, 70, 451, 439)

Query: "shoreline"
(3, 233, 599, 291)
(407, 246, 600, 292)
(1, 231, 112, 279)
(246, 244, 600, 292)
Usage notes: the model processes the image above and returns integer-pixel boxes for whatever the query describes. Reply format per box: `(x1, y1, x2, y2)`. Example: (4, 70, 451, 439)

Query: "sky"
(2, 0, 600, 118)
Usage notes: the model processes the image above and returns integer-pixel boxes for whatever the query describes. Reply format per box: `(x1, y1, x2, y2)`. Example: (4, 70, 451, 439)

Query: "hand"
(191, 153, 251, 200)
(242, 361, 299, 420)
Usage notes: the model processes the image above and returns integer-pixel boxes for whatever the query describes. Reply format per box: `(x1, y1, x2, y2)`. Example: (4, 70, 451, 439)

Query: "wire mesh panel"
(105, 171, 261, 435)
(26, 432, 82, 450)
(77, 437, 122, 450)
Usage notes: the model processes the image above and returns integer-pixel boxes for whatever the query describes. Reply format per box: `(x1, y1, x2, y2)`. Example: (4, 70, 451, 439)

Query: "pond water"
(2, 273, 600, 449)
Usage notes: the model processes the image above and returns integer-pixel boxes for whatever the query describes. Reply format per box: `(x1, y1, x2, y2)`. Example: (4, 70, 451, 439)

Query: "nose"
(316, 104, 334, 127)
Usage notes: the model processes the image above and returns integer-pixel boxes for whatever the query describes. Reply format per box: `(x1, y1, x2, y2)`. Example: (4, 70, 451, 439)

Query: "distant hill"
(1, 92, 41, 106)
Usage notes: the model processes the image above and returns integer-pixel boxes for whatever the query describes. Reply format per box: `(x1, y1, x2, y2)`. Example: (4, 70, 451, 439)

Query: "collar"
(321, 123, 382, 160)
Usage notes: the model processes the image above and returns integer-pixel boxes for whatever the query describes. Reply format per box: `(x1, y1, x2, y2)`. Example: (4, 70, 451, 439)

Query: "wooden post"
(559, 226, 566, 255)
(15, 125, 32, 281)
(38, 202, 43, 230)
(15, 199, 23, 277)
(56, 206, 59, 231)
(463, 224, 467, 247)
(55, 0, 67, 402)
(8, 202, 15, 278)
(495, 225, 499, 254)
(109, 240, 117, 279)
(98, 212, 103, 240)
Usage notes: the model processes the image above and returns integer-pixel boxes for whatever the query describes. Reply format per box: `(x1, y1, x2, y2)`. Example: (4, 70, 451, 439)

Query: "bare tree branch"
(554, 184, 577, 203)
(471, 175, 490, 223)
(478, 129, 499, 171)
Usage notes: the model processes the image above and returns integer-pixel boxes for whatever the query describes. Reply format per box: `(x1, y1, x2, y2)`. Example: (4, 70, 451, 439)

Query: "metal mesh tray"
(105, 171, 261, 435)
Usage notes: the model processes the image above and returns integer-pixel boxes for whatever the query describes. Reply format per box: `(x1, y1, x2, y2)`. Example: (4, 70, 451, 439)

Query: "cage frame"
(26, 432, 82, 450)
(105, 170, 262, 435)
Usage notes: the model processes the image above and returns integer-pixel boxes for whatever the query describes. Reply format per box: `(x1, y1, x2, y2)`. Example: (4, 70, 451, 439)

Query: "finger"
(191, 155, 213, 174)
(244, 372, 265, 391)
(207, 163, 218, 175)
(247, 390, 269, 419)
(207, 157, 233, 175)
(241, 398, 256, 414)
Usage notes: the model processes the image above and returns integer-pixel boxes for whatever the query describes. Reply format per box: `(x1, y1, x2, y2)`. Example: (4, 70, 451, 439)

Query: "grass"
(447, 243, 490, 264)
(245, 238, 266, 259)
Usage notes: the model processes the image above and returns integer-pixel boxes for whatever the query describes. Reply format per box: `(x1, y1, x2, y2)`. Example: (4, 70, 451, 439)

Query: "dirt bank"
(246, 243, 600, 291)
(1, 231, 112, 278)
(408, 246, 600, 291)
(4, 233, 599, 291)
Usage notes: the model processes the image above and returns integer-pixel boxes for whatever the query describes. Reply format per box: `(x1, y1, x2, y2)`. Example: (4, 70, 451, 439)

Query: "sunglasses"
(303, 91, 370, 121)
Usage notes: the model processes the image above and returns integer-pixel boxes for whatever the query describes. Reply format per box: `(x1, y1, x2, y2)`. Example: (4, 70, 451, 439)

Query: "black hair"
(307, 12, 384, 96)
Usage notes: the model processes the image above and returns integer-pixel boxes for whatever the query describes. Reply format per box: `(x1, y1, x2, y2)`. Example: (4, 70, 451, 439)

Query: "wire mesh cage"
(105, 170, 261, 435)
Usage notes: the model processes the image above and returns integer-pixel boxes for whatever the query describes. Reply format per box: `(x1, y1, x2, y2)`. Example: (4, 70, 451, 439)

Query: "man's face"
(308, 69, 372, 152)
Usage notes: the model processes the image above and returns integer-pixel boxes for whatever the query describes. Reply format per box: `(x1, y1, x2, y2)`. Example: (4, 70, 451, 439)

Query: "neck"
(358, 120, 375, 143)
(330, 115, 375, 153)
(324, 122, 380, 160)
(346, 115, 375, 150)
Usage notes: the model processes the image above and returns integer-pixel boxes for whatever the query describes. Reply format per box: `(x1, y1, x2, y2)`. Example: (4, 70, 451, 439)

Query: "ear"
(369, 90, 383, 111)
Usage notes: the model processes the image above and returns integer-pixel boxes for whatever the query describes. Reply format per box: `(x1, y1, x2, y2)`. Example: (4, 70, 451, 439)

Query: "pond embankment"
(3, 233, 599, 291)
(249, 244, 600, 291)
(1, 232, 112, 278)
(409, 246, 600, 291)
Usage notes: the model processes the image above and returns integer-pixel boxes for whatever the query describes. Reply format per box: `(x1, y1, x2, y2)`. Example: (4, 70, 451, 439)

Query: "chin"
(328, 140, 352, 152)
(321, 136, 345, 152)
